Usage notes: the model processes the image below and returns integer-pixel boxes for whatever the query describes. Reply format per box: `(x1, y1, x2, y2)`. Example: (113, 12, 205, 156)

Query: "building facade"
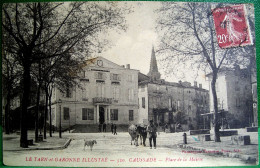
(138, 47, 210, 131)
(50, 57, 139, 129)
(207, 66, 254, 128)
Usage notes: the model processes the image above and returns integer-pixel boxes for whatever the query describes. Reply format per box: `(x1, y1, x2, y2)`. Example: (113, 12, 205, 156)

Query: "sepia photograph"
(1, 0, 259, 167)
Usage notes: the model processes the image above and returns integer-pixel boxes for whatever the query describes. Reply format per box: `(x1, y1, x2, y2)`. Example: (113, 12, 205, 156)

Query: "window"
(65, 86, 72, 98)
(142, 97, 145, 108)
(82, 84, 88, 101)
(177, 100, 180, 111)
(156, 86, 160, 92)
(63, 107, 70, 120)
(141, 86, 145, 92)
(98, 72, 103, 79)
(128, 89, 134, 101)
(112, 74, 120, 81)
(82, 108, 94, 120)
(96, 83, 105, 97)
(82, 71, 86, 78)
(169, 98, 172, 108)
(113, 86, 120, 100)
(129, 110, 134, 121)
(128, 75, 133, 82)
(110, 109, 118, 120)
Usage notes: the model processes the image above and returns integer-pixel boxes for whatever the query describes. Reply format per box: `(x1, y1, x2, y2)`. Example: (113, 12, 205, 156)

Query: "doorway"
(99, 107, 105, 124)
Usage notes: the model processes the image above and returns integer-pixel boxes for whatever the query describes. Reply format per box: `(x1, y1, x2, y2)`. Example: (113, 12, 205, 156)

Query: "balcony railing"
(93, 97, 112, 104)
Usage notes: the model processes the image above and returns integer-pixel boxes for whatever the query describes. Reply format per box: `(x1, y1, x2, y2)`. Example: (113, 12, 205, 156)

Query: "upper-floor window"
(142, 97, 145, 108)
(96, 83, 105, 97)
(141, 86, 145, 92)
(168, 97, 172, 108)
(63, 107, 70, 120)
(111, 74, 120, 81)
(113, 86, 120, 100)
(177, 100, 180, 111)
(82, 84, 89, 101)
(128, 89, 134, 102)
(128, 74, 133, 82)
(98, 72, 103, 79)
(65, 85, 72, 98)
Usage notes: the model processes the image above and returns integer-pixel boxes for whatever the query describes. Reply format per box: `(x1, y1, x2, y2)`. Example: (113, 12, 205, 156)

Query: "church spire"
(147, 46, 161, 81)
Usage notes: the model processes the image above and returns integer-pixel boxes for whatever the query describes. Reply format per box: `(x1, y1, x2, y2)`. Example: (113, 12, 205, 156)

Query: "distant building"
(251, 64, 258, 127)
(138, 47, 209, 130)
(207, 65, 254, 128)
(50, 57, 139, 130)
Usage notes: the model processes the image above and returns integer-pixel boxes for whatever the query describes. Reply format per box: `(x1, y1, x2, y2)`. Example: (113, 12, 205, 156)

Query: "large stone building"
(50, 57, 139, 130)
(138, 47, 210, 131)
(207, 65, 254, 128)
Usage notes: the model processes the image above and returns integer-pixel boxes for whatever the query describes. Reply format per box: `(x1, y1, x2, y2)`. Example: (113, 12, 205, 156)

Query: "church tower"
(147, 46, 161, 81)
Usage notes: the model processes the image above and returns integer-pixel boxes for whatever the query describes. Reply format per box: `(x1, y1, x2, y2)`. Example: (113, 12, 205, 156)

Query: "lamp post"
(57, 99, 62, 138)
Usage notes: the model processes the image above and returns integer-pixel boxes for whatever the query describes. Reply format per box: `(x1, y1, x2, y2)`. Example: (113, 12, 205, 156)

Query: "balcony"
(93, 97, 112, 104)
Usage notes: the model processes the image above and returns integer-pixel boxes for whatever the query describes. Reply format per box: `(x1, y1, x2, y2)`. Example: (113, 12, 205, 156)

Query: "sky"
(100, 1, 209, 89)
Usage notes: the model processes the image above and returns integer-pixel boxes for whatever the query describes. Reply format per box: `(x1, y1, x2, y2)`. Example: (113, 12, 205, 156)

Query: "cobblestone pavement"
(3, 129, 258, 167)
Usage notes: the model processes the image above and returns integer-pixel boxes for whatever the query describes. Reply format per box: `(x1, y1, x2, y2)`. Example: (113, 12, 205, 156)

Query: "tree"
(2, 31, 22, 134)
(156, 2, 255, 142)
(2, 2, 129, 147)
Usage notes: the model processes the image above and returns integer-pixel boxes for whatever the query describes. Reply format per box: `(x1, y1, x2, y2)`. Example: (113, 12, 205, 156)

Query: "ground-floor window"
(63, 107, 70, 120)
(129, 110, 134, 121)
(110, 109, 118, 120)
(82, 108, 94, 120)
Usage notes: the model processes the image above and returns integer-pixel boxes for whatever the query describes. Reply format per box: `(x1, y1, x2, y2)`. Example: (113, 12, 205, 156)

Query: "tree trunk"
(4, 90, 11, 134)
(20, 61, 31, 148)
(35, 61, 42, 142)
(211, 70, 221, 142)
(44, 86, 48, 139)
(48, 88, 52, 137)
(35, 84, 41, 142)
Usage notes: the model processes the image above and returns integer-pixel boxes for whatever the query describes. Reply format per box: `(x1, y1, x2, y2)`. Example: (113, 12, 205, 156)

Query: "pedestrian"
(164, 123, 168, 132)
(147, 120, 157, 149)
(111, 123, 114, 134)
(113, 124, 117, 135)
(103, 122, 106, 132)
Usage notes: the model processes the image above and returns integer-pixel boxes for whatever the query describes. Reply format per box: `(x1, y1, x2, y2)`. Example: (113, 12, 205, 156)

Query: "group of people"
(110, 123, 117, 135)
(98, 123, 107, 132)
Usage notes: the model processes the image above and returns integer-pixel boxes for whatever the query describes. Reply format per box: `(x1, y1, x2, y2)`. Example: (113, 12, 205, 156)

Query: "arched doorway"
(99, 107, 105, 124)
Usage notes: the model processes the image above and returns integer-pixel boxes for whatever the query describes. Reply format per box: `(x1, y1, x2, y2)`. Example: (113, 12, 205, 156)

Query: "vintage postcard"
(1, 0, 259, 167)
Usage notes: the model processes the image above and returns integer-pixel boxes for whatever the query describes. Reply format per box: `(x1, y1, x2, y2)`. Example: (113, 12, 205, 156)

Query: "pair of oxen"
(128, 124, 147, 146)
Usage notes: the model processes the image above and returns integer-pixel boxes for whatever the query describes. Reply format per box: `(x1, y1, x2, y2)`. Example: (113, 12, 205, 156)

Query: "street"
(3, 132, 252, 167)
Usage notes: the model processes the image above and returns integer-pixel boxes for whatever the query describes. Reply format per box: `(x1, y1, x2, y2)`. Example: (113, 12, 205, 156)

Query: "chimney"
(126, 64, 130, 69)
(194, 81, 197, 87)
(199, 84, 202, 88)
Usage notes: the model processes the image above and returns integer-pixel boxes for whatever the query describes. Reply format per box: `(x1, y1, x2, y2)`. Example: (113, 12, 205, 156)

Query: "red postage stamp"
(212, 5, 252, 48)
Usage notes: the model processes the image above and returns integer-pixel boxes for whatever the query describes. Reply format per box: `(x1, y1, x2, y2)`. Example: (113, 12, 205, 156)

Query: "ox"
(128, 124, 147, 146)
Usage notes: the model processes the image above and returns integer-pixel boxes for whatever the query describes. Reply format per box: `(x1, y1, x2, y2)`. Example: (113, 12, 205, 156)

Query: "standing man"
(113, 124, 117, 135)
(103, 122, 107, 132)
(111, 123, 114, 134)
(147, 120, 157, 149)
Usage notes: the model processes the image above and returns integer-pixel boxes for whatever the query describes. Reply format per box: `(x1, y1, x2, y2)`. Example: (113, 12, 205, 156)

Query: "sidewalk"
(177, 129, 258, 163)
(3, 131, 71, 151)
